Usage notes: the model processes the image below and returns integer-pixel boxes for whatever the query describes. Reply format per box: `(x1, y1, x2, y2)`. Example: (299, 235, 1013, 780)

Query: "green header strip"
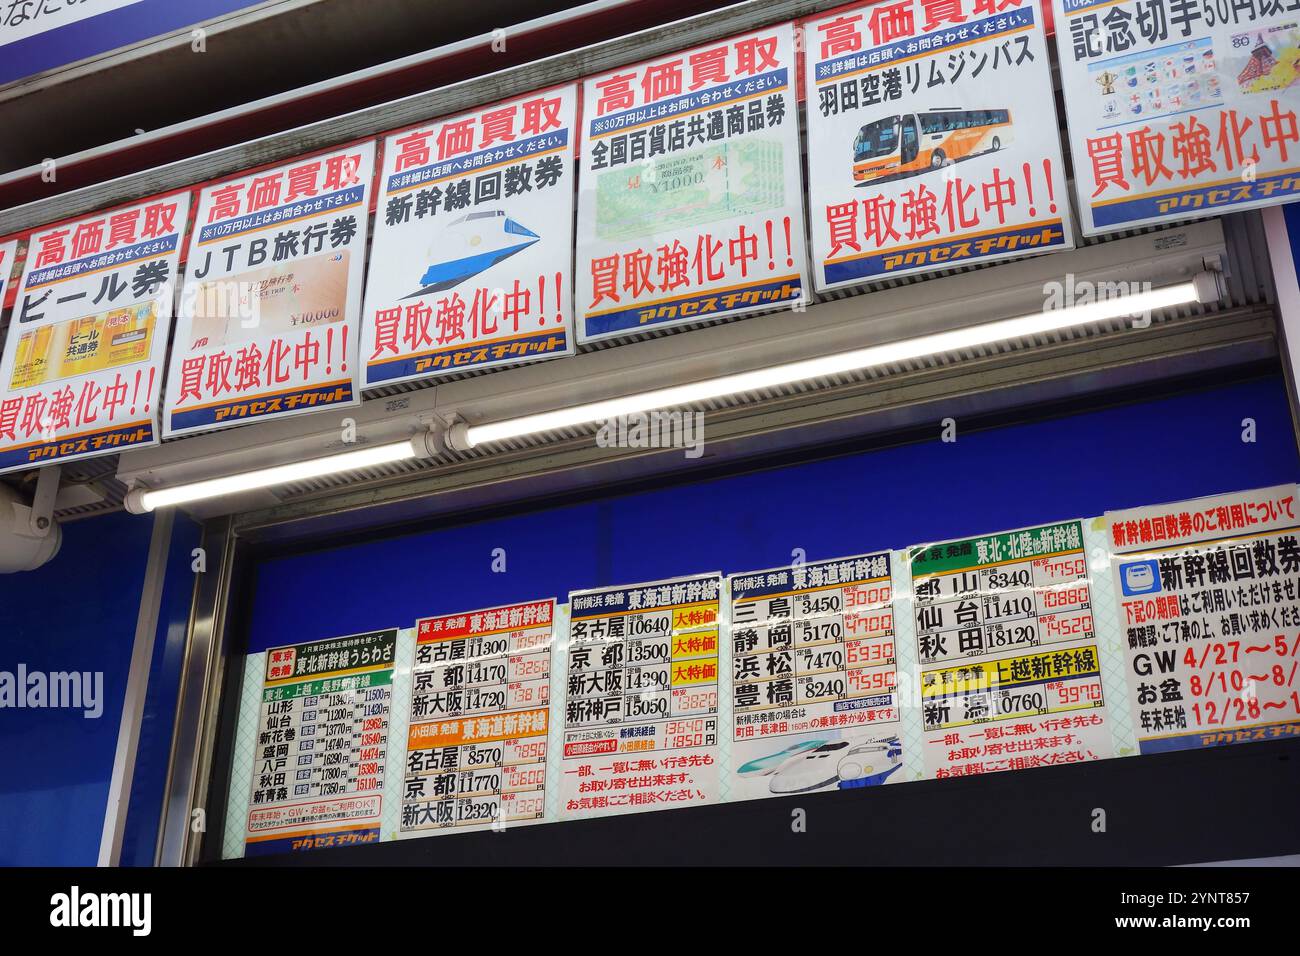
(262, 668, 392, 703)
(909, 520, 1084, 576)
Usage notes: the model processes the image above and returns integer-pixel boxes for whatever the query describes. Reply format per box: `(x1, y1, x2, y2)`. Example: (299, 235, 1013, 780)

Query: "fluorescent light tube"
(125, 276, 1212, 512)
(458, 278, 1208, 449)
(126, 438, 419, 512)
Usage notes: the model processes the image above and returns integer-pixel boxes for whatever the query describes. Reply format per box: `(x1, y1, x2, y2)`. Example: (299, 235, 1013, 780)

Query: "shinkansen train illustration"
(408, 209, 540, 298)
(764, 735, 903, 794)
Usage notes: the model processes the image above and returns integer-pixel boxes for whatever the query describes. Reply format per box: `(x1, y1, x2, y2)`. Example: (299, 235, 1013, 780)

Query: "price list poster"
(1106, 485, 1300, 754)
(728, 551, 904, 800)
(244, 629, 396, 856)
(561, 573, 723, 818)
(400, 599, 555, 835)
(908, 521, 1115, 778)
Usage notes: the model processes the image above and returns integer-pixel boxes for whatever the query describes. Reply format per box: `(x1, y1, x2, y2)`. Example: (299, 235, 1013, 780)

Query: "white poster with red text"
(362, 87, 578, 387)
(805, 0, 1073, 292)
(1055, 0, 1300, 235)
(0, 194, 189, 473)
(909, 519, 1114, 779)
(729, 552, 907, 801)
(165, 142, 375, 437)
(576, 23, 808, 342)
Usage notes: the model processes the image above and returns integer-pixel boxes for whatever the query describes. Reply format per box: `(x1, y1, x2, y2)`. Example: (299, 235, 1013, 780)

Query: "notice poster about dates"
(1106, 484, 1300, 754)
(728, 551, 904, 801)
(400, 599, 555, 835)
(561, 573, 723, 819)
(909, 520, 1114, 779)
(244, 629, 396, 857)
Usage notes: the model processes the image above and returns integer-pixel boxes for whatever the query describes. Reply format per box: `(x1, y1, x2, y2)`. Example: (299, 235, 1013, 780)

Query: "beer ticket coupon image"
(8, 300, 157, 391)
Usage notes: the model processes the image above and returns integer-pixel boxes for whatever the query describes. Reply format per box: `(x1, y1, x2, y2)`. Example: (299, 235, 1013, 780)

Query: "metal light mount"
(28, 464, 59, 537)
(411, 423, 450, 459)
(444, 416, 473, 453)
(0, 465, 63, 572)
(1194, 268, 1223, 306)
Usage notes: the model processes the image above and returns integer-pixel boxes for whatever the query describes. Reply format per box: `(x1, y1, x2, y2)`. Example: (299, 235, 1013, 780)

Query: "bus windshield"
(854, 116, 901, 161)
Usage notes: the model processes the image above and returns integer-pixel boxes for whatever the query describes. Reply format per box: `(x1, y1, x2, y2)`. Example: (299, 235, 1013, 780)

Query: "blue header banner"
(0, 0, 263, 87)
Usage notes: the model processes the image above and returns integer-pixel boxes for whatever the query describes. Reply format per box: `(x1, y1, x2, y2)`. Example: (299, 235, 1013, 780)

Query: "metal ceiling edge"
(0, 0, 639, 198)
(0, 0, 315, 102)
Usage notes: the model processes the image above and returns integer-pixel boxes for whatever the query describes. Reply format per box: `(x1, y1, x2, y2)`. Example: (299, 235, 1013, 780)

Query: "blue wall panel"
(247, 376, 1300, 652)
(0, 510, 151, 866)
(0, 509, 198, 866)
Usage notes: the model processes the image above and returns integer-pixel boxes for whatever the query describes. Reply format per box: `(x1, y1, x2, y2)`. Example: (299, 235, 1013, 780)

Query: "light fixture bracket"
(411, 424, 449, 459)
(445, 417, 473, 453)
(123, 485, 150, 516)
(27, 464, 60, 537)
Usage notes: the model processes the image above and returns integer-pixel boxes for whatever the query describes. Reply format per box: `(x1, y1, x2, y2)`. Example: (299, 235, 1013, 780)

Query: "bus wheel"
(930, 151, 946, 169)
(991, 136, 1001, 151)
